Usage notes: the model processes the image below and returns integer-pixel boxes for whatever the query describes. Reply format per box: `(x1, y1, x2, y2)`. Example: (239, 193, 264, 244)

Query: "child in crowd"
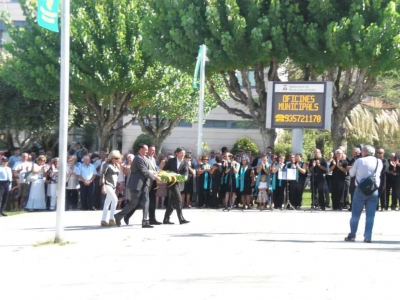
(257, 175, 268, 209)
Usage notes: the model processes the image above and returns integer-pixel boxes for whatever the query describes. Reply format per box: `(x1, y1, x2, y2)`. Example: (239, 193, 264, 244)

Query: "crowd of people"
(0, 143, 397, 223)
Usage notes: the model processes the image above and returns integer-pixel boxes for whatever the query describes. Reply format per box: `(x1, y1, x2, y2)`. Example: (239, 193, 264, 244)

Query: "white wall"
(122, 100, 264, 156)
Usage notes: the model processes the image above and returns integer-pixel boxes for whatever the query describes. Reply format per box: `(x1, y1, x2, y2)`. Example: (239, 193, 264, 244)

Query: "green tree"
(143, 0, 400, 150)
(1, 0, 167, 151)
(0, 77, 61, 151)
(231, 137, 258, 157)
(137, 65, 219, 154)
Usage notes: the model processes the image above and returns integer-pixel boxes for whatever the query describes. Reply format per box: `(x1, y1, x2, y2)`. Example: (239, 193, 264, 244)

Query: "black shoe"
(124, 216, 129, 225)
(180, 220, 190, 225)
(142, 224, 154, 228)
(319, 207, 326, 211)
(163, 220, 174, 225)
(114, 215, 122, 227)
(149, 220, 162, 225)
(364, 238, 372, 243)
(89, 207, 96, 211)
(0, 212, 7, 217)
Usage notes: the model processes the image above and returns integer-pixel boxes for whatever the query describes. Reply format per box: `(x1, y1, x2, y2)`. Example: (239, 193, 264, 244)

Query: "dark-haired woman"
(209, 155, 223, 209)
(198, 155, 211, 208)
(239, 156, 254, 209)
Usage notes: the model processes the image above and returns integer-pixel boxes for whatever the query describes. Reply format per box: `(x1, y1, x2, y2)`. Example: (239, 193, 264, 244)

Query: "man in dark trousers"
(163, 147, 190, 225)
(123, 145, 162, 225)
(308, 149, 328, 210)
(376, 148, 388, 211)
(114, 144, 162, 228)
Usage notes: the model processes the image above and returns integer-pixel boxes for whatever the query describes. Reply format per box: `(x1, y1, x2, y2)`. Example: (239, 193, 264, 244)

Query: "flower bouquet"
(158, 171, 186, 186)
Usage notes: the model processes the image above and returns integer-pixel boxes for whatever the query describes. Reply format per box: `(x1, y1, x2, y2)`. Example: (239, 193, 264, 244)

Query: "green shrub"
(133, 134, 153, 152)
(231, 137, 258, 157)
(273, 143, 292, 158)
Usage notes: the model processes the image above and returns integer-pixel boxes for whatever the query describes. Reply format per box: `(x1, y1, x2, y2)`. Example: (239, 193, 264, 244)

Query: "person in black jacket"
(376, 148, 388, 211)
(162, 147, 190, 225)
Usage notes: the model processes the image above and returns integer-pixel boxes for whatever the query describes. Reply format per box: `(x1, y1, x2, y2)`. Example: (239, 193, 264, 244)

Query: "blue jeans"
(349, 187, 379, 240)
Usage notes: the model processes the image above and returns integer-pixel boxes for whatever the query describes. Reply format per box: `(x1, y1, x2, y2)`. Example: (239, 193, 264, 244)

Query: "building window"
(176, 120, 192, 127)
(231, 121, 259, 129)
(236, 70, 256, 88)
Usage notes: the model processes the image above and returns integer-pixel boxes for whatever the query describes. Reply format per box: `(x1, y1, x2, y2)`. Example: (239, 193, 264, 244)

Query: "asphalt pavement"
(1, 207, 400, 300)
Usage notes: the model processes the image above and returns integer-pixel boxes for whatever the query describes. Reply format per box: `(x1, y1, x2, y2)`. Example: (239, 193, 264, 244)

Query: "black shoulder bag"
(357, 158, 379, 196)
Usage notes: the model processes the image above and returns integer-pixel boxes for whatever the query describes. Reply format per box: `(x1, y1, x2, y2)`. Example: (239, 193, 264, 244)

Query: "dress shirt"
(77, 163, 97, 181)
(349, 156, 383, 187)
(0, 165, 12, 189)
(177, 158, 183, 170)
(0, 165, 12, 182)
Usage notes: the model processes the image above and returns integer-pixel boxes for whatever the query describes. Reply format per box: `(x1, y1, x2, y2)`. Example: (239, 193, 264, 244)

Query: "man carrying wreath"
(162, 147, 190, 225)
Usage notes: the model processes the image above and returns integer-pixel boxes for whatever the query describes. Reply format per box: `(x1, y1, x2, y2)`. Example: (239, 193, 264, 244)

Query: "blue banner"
(37, 0, 59, 33)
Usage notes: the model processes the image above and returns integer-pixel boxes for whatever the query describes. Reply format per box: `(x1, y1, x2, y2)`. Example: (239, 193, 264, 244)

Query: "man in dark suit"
(123, 145, 162, 225)
(114, 144, 162, 228)
(163, 147, 190, 225)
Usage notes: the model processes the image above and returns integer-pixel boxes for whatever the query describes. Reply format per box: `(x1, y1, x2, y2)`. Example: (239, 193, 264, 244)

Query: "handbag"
(357, 158, 379, 196)
(24, 162, 37, 182)
(26, 172, 39, 183)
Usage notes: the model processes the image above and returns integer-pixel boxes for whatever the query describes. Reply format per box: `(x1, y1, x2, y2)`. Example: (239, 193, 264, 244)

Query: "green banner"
(37, 0, 59, 33)
(192, 46, 203, 89)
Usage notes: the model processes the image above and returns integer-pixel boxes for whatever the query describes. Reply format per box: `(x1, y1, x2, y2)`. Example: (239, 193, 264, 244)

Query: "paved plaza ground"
(1, 208, 400, 300)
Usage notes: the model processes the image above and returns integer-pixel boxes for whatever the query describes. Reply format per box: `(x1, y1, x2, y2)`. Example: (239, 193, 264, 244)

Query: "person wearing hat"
(100, 150, 122, 226)
(0, 157, 12, 216)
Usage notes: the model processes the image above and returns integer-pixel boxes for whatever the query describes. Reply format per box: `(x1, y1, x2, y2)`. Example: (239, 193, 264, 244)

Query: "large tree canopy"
(137, 65, 223, 154)
(143, 0, 400, 149)
(2, 0, 167, 151)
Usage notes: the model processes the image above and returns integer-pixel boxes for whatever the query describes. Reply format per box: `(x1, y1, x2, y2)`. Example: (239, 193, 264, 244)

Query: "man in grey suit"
(114, 144, 162, 228)
(122, 145, 161, 225)
(163, 147, 190, 225)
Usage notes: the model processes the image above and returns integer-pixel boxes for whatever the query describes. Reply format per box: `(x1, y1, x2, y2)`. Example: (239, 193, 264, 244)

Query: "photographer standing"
(346, 145, 382, 242)
(69, 142, 86, 162)
(308, 149, 328, 210)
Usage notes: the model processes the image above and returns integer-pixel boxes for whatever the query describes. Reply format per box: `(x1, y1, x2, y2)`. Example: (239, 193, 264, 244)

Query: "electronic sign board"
(266, 82, 332, 129)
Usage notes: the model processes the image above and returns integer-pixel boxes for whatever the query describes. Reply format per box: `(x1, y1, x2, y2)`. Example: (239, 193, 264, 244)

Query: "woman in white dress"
(100, 150, 122, 226)
(25, 155, 47, 211)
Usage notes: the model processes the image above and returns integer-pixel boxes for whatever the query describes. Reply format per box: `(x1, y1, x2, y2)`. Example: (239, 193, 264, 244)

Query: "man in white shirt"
(76, 156, 97, 210)
(346, 145, 383, 243)
(12, 153, 32, 210)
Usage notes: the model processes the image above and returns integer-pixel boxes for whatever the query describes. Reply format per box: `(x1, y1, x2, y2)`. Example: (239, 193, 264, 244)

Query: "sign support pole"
(55, 0, 70, 243)
(291, 128, 303, 155)
(196, 44, 207, 157)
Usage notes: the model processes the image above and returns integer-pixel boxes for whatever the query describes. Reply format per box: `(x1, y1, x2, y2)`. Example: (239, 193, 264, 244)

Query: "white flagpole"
(55, 0, 70, 243)
(196, 44, 207, 157)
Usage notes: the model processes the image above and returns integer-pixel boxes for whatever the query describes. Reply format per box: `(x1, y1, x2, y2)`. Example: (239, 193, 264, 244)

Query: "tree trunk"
(331, 107, 347, 150)
(152, 137, 164, 155)
(97, 129, 113, 152)
(259, 127, 277, 152)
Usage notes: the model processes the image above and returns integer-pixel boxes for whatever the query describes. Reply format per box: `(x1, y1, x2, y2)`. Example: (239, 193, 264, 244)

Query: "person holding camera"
(308, 149, 328, 210)
(345, 145, 382, 242)
(69, 142, 86, 162)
